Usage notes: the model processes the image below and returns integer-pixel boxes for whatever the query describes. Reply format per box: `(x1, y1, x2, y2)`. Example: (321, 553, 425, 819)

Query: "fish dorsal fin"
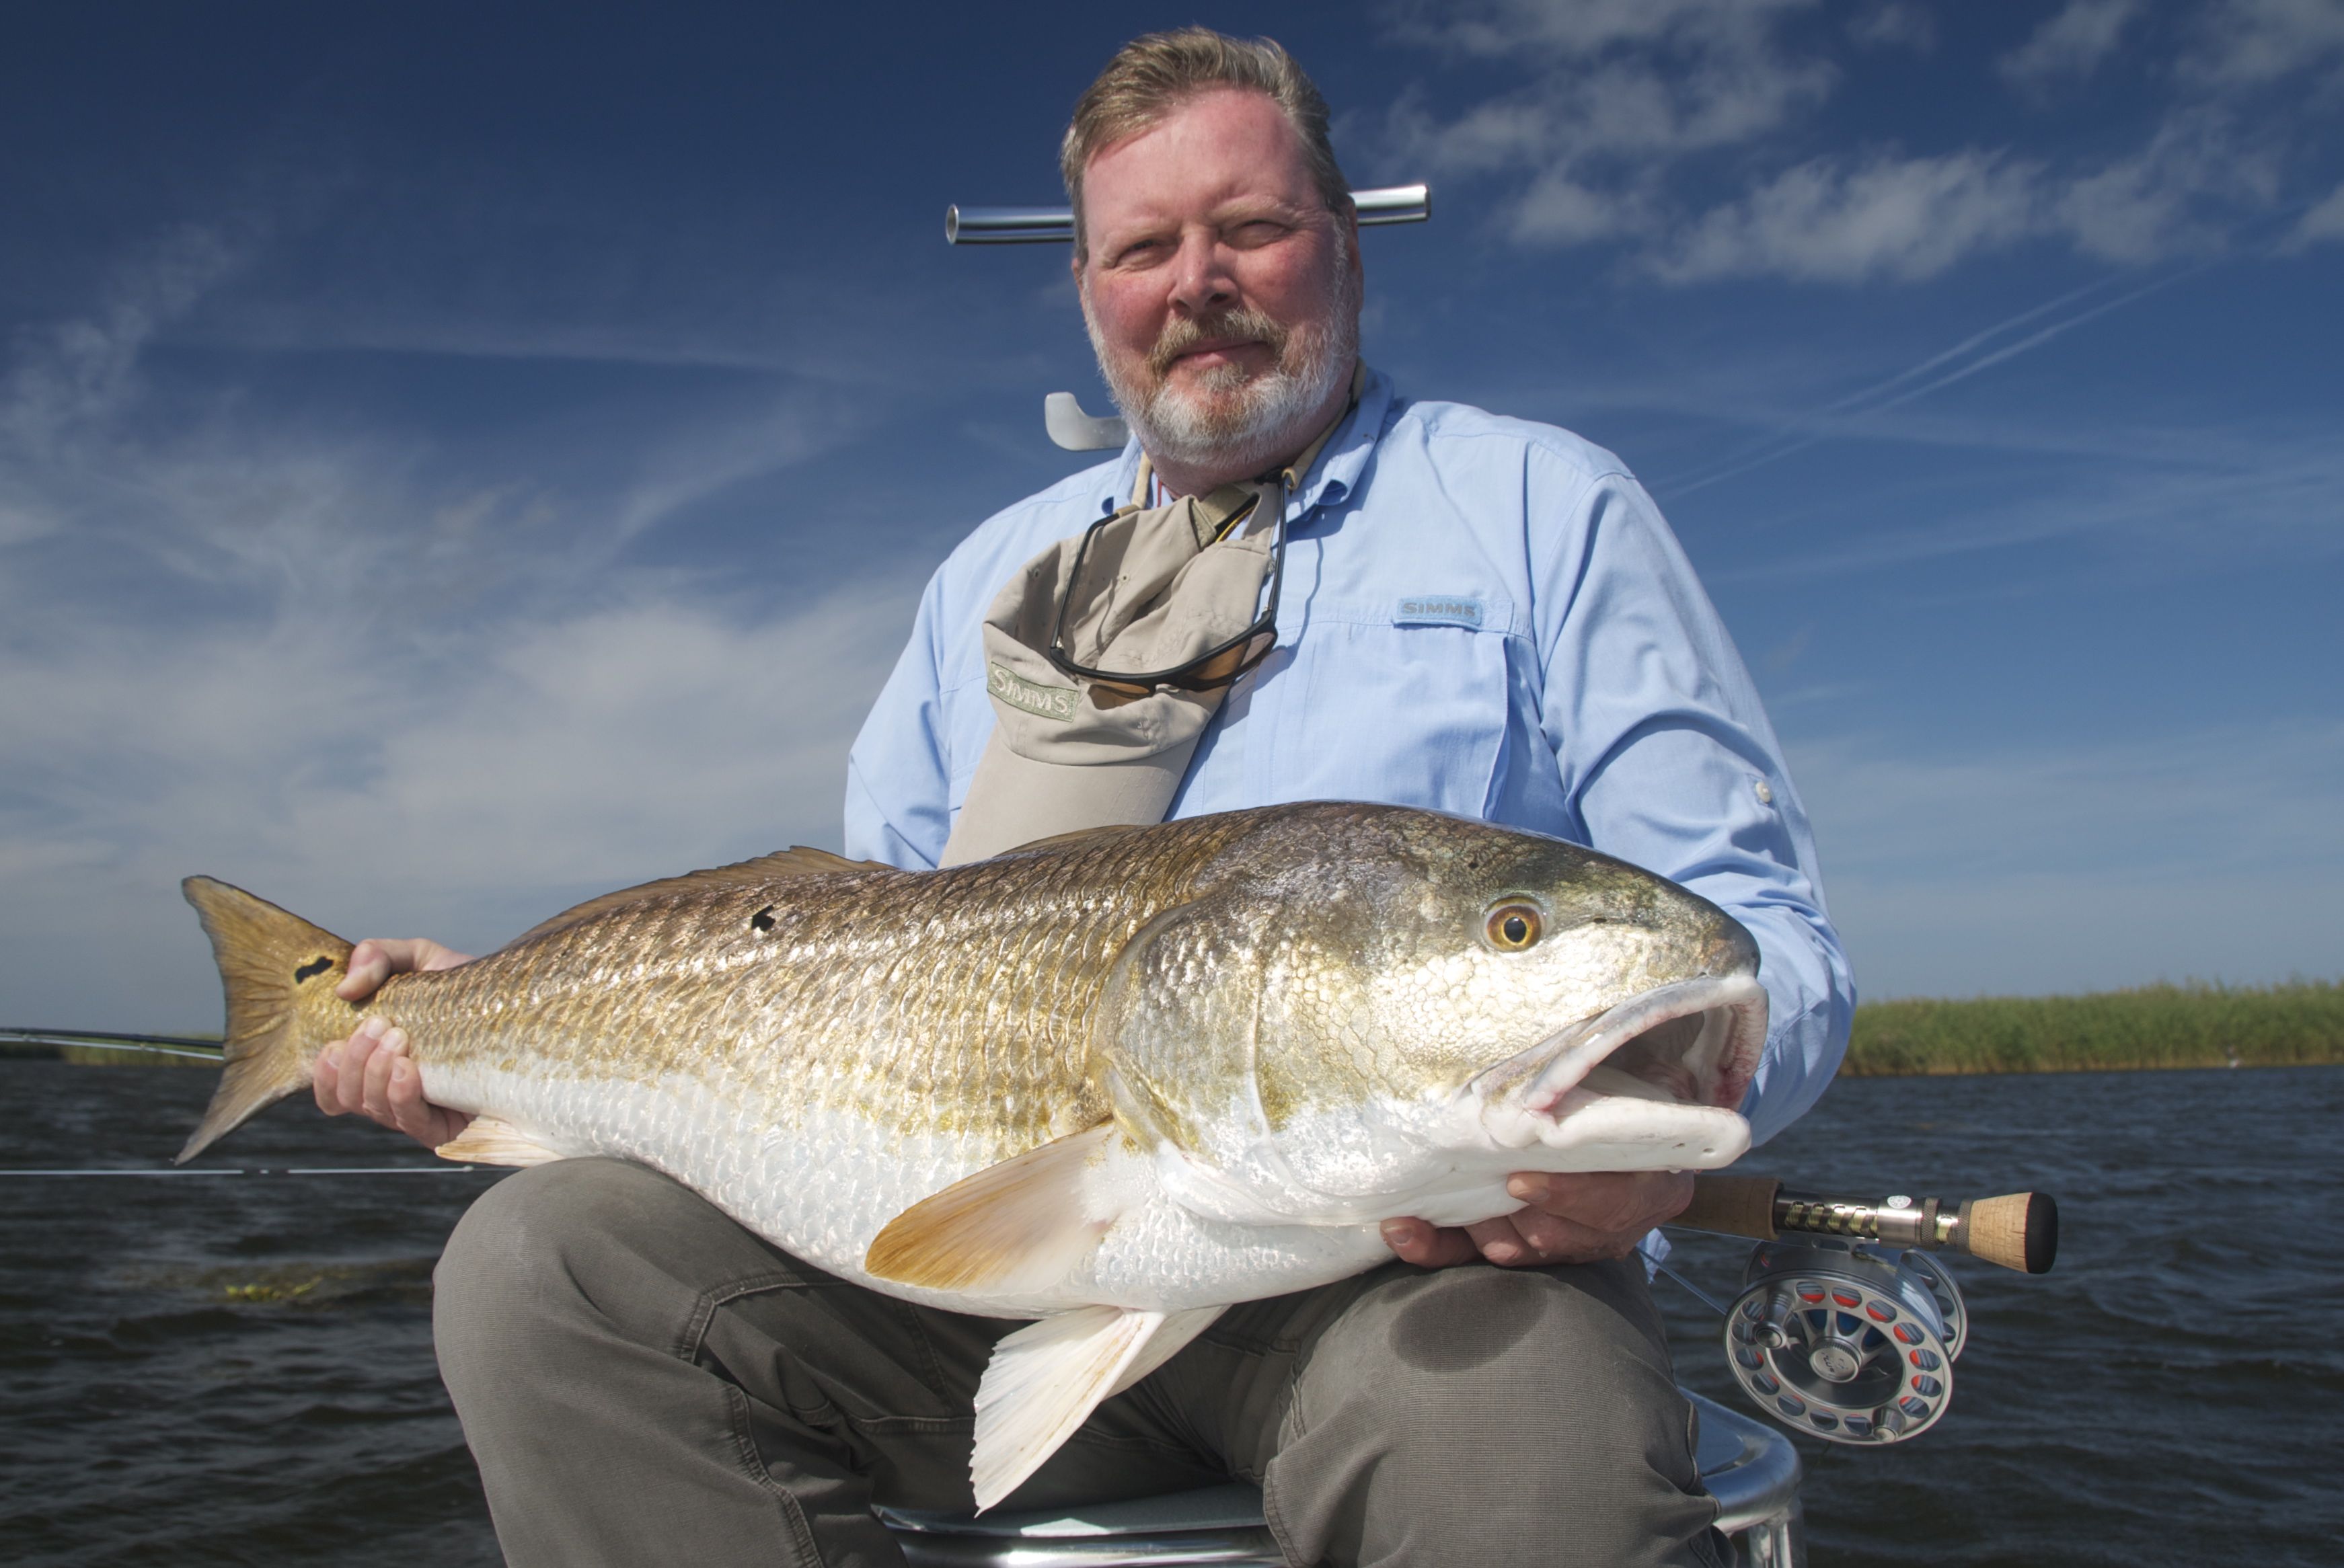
(999, 823, 1150, 857)
(435, 1115, 567, 1168)
(864, 1122, 1125, 1296)
(970, 1306, 1206, 1512)
(503, 847, 890, 948)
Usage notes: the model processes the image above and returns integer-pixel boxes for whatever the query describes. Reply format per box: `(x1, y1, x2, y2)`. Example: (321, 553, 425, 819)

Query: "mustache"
(1147, 309, 1291, 379)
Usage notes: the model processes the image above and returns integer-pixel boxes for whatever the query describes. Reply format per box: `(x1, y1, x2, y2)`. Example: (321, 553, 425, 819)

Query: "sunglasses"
(1045, 493, 1286, 697)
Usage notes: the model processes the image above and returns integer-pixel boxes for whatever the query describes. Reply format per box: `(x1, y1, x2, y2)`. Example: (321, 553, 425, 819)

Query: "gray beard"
(1084, 268, 1359, 480)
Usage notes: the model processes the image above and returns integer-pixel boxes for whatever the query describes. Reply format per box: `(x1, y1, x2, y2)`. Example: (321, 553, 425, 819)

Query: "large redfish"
(178, 801, 1766, 1505)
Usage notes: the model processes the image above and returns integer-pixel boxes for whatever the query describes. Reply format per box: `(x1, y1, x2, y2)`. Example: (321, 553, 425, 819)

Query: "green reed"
(1844, 980, 2344, 1076)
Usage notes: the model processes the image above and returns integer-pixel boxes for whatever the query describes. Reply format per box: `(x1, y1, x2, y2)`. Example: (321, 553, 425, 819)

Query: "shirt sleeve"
(844, 563, 958, 871)
(1529, 453, 1855, 1148)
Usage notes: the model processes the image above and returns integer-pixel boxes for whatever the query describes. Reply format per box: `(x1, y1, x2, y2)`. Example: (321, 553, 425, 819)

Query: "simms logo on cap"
(987, 661, 1080, 722)
(1394, 596, 1484, 629)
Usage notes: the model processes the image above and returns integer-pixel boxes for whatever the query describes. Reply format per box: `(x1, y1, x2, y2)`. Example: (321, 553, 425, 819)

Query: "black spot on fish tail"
(750, 906, 776, 933)
(294, 956, 334, 983)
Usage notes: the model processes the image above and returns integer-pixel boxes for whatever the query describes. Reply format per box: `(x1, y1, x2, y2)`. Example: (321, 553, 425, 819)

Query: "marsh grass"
(12, 986, 2343, 1078)
(1844, 980, 2344, 1076)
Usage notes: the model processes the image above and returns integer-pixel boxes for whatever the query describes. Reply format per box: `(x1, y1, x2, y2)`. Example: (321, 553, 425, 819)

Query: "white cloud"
(1655, 151, 2043, 283)
(1791, 723, 2344, 996)
(1847, 2, 1936, 52)
(1510, 173, 1649, 245)
(2053, 108, 2276, 262)
(0, 222, 911, 1033)
(0, 583, 911, 1033)
(0, 225, 245, 453)
(1376, 0, 2341, 282)
(1388, 0, 1818, 61)
(2181, 0, 2344, 86)
(2289, 180, 2344, 245)
(1649, 106, 2283, 284)
(1998, 0, 2144, 91)
(1382, 0, 1836, 239)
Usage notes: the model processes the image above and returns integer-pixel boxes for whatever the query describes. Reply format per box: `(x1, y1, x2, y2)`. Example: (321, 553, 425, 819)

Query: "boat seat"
(876, 1387, 1803, 1567)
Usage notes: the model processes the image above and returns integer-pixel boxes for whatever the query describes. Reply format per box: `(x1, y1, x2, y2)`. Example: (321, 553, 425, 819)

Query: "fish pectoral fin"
(971, 1306, 1182, 1512)
(434, 1115, 566, 1168)
(864, 1122, 1126, 1296)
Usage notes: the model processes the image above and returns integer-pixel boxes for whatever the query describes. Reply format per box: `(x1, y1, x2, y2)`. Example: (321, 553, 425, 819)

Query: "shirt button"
(1753, 779, 1775, 806)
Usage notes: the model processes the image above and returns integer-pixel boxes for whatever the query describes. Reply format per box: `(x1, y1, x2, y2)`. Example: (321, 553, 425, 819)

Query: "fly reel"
(1724, 1237, 1964, 1443)
(1669, 1175, 2057, 1446)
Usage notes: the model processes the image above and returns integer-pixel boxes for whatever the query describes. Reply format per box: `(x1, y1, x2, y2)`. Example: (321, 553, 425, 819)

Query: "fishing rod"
(1676, 1173, 2058, 1275)
(1, 1027, 488, 1179)
(2, 1026, 225, 1063)
(0, 1167, 490, 1178)
(1664, 1174, 2061, 1445)
(16, 1018, 2059, 1446)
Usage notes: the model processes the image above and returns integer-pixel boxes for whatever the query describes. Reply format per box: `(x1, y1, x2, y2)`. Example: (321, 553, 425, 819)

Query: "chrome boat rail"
(946, 184, 1430, 245)
(876, 1388, 1802, 1567)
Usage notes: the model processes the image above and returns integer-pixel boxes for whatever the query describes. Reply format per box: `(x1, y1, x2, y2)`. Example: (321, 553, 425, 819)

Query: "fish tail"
(176, 876, 357, 1165)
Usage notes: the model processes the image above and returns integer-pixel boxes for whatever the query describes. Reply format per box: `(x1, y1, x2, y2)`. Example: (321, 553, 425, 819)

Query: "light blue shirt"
(846, 368, 1852, 1148)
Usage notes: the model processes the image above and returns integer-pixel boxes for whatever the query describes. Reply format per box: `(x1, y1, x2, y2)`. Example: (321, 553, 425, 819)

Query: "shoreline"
(9, 979, 2341, 1078)
(1844, 980, 2341, 1076)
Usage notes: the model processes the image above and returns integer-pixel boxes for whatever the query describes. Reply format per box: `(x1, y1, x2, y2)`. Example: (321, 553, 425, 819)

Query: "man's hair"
(1061, 28, 1351, 260)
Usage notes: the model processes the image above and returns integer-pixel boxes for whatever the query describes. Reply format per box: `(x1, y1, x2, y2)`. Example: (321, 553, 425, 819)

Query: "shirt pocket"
(1268, 606, 1515, 817)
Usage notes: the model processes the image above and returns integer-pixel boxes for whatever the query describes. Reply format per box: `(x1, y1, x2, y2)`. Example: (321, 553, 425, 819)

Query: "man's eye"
(1228, 221, 1287, 245)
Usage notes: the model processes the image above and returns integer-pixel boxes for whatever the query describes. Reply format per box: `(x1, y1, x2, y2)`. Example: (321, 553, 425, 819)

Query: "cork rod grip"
(1672, 1175, 1783, 1241)
(1960, 1191, 2059, 1275)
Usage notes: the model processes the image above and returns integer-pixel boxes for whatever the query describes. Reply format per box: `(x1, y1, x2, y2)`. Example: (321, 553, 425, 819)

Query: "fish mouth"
(1468, 975, 1768, 1152)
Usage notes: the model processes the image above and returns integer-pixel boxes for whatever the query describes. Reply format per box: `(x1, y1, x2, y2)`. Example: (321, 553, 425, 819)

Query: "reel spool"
(1724, 1237, 1967, 1444)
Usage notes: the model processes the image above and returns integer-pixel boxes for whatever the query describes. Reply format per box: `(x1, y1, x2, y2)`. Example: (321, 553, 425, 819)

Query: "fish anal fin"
(435, 1115, 566, 1168)
(1106, 1303, 1224, 1398)
(971, 1306, 1168, 1512)
(503, 847, 892, 949)
(864, 1123, 1123, 1296)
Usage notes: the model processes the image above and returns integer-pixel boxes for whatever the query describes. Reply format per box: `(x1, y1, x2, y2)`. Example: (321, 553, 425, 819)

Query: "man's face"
(1075, 87, 1361, 475)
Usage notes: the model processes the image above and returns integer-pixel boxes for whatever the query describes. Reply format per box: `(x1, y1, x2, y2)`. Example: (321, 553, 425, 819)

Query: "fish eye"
(1484, 902, 1543, 951)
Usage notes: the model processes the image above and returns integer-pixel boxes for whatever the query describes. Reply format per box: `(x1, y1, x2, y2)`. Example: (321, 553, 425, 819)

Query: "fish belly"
(421, 1059, 1394, 1319)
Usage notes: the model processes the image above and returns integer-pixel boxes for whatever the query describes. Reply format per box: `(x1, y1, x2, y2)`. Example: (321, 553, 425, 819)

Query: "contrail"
(1656, 264, 2213, 499)
(1864, 264, 2213, 416)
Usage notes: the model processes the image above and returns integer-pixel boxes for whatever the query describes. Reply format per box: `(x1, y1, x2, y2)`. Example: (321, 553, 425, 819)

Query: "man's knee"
(434, 1157, 774, 1368)
(1272, 1263, 1716, 1565)
(1330, 1261, 1681, 1448)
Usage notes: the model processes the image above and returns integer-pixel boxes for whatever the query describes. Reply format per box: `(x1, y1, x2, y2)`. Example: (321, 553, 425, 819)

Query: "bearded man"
(315, 28, 1851, 1568)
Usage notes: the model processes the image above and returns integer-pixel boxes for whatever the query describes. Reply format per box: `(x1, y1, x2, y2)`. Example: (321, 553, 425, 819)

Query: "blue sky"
(3, 0, 2339, 1031)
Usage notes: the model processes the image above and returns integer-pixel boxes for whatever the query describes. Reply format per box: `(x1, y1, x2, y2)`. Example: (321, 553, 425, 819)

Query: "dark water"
(4, 1062, 2339, 1567)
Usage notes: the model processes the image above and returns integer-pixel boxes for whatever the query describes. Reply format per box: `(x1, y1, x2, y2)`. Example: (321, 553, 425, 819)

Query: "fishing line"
(3, 1029, 224, 1064)
(1651, 1257, 1729, 1317)
(0, 1167, 491, 1179)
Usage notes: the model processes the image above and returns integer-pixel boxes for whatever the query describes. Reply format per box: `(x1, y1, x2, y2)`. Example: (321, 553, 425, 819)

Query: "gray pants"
(434, 1159, 1726, 1568)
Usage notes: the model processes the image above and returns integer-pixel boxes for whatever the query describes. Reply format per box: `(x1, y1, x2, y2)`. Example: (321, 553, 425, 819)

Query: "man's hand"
(313, 938, 476, 1151)
(1379, 1170, 1694, 1269)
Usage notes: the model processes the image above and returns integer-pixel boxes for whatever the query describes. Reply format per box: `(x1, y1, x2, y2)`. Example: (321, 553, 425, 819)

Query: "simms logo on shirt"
(1394, 596, 1484, 629)
(987, 661, 1080, 722)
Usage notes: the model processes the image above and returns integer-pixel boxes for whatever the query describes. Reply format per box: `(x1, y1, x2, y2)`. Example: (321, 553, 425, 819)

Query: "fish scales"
(178, 802, 1772, 1503)
(380, 816, 1252, 1161)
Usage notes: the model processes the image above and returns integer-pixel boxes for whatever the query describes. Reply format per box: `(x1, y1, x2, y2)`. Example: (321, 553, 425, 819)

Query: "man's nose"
(1166, 230, 1238, 316)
